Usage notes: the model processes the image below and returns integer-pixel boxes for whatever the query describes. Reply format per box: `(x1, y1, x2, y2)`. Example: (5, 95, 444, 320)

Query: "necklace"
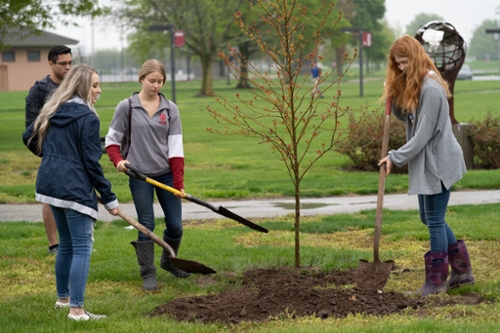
(408, 111, 416, 124)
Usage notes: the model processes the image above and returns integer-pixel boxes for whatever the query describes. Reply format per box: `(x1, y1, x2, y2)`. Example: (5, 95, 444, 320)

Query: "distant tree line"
(3, 1, 496, 88)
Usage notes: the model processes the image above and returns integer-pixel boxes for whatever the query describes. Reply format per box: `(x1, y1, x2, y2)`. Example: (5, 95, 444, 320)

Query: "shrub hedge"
(335, 111, 408, 174)
(470, 112, 500, 169)
(337, 111, 500, 172)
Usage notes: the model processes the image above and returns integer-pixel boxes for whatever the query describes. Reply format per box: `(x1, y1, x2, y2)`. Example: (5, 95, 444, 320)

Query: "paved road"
(2, 190, 500, 223)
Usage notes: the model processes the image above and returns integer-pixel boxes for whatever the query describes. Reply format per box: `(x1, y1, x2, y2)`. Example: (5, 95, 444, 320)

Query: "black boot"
(130, 241, 158, 291)
(160, 234, 190, 278)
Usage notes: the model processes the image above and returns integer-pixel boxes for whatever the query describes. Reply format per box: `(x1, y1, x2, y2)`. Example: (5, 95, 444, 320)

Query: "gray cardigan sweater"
(388, 75, 466, 195)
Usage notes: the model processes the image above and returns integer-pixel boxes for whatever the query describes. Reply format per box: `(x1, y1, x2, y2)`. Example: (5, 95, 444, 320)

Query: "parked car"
(457, 64, 473, 80)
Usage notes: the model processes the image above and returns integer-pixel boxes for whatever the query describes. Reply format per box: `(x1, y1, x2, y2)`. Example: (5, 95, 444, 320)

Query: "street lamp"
(340, 27, 364, 97)
(486, 28, 500, 73)
(149, 24, 177, 103)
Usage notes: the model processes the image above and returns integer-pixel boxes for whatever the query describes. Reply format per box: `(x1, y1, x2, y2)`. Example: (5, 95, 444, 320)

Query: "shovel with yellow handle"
(125, 163, 268, 233)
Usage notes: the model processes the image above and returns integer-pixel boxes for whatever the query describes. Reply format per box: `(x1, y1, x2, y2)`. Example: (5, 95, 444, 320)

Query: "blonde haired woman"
(105, 59, 189, 291)
(23, 63, 119, 320)
(378, 36, 474, 296)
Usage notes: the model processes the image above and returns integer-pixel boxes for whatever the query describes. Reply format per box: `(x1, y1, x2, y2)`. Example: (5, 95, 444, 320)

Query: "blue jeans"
(129, 172, 183, 241)
(418, 183, 457, 253)
(51, 206, 95, 308)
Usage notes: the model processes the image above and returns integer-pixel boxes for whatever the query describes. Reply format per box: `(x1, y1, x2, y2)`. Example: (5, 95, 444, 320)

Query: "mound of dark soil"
(149, 267, 482, 325)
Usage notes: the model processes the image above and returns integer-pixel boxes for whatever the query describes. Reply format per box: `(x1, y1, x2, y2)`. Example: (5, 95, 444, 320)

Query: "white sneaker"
(55, 301, 70, 309)
(48, 245, 59, 254)
(68, 311, 107, 321)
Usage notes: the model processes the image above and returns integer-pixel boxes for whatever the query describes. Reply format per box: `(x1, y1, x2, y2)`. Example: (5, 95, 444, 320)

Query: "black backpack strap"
(158, 92, 171, 121)
(121, 97, 133, 158)
(127, 97, 132, 139)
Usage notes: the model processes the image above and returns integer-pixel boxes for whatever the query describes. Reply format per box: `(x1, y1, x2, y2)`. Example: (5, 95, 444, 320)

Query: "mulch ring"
(149, 267, 483, 325)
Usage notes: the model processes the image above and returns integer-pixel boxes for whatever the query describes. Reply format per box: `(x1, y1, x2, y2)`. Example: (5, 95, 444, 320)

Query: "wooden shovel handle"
(116, 208, 176, 257)
(96, 193, 176, 257)
(373, 97, 392, 262)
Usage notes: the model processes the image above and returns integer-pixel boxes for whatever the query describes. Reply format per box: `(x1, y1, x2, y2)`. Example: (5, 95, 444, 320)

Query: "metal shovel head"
(217, 205, 269, 233)
(355, 259, 395, 290)
(171, 258, 216, 275)
(114, 206, 216, 275)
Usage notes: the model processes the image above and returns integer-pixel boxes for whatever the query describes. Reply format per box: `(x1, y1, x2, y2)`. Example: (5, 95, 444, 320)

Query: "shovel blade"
(355, 259, 395, 290)
(217, 206, 268, 233)
(171, 258, 216, 275)
(113, 206, 217, 275)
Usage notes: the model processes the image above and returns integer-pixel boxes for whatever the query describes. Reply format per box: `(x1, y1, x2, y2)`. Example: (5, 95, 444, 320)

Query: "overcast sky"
(49, 0, 500, 54)
(385, 0, 499, 44)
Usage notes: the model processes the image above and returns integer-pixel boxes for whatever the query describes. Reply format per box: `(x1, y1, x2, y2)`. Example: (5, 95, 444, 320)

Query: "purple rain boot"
(447, 240, 475, 288)
(420, 251, 449, 297)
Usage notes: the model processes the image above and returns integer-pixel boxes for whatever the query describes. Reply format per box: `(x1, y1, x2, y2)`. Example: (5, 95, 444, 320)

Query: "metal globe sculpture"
(415, 21, 466, 124)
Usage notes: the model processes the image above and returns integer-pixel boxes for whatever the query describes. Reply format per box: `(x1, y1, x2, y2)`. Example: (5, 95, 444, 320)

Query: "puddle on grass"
(272, 202, 336, 210)
(350, 200, 376, 205)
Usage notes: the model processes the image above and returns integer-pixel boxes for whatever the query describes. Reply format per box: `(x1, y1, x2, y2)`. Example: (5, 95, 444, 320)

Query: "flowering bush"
(335, 111, 408, 174)
(469, 112, 500, 169)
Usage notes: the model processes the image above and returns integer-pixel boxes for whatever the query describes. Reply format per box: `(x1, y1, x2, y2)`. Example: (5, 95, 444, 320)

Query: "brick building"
(0, 29, 78, 91)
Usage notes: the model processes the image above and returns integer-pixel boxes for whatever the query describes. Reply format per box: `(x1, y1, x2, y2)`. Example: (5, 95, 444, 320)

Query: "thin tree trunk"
(293, 145, 301, 268)
(236, 41, 252, 89)
(294, 181, 301, 269)
(198, 55, 214, 97)
(219, 59, 225, 77)
(335, 46, 345, 75)
(237, 61, 250, 89)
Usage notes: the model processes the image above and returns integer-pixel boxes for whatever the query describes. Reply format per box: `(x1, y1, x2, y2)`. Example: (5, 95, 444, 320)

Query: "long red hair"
(382, 36, 451, 113)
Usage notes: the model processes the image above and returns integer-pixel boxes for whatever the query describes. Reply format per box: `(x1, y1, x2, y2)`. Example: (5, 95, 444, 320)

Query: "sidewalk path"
(2, 190, 500, 223)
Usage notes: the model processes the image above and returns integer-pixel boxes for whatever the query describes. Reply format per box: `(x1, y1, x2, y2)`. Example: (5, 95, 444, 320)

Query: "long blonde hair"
(382, 35, 451, 113)
(29, 63, 99, 153)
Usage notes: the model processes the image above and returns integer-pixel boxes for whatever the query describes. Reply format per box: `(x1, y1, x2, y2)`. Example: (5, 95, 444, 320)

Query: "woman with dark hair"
(378, 36, 475, 296)
(23, 63, 118, 320)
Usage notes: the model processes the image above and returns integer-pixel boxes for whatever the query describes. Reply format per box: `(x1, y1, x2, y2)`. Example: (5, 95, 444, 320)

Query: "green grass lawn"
(467, 60, 500, 73)
(1, 77, 500, 331)
(1, 77, 500, 203)
(1, 203, 499, 332)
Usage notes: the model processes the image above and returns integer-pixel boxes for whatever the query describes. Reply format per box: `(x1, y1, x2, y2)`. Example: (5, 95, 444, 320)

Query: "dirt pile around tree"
(149, 267, 482, 325)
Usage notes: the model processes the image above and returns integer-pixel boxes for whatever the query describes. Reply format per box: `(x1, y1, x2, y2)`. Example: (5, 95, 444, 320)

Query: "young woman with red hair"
(378, 36, 475, 296)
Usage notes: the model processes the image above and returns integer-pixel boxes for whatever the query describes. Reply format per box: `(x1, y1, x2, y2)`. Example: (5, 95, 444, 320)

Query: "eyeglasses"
(54, 61, 74, 67)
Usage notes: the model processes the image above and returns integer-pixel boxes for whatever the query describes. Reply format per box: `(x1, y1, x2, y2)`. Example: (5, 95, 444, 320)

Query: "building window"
(2, 51, 15, 62)
(27, 50, 40, 62)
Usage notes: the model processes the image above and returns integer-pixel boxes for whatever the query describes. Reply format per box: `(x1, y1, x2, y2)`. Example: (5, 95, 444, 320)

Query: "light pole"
(120, 24, 124, 81)
(149, 24, 177, 103)
(340, 27, 363, 97)
(485, 27, 500, 73)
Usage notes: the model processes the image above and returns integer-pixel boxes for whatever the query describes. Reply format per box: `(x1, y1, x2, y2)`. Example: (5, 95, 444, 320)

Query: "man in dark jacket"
(25, 45, 73, 253)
